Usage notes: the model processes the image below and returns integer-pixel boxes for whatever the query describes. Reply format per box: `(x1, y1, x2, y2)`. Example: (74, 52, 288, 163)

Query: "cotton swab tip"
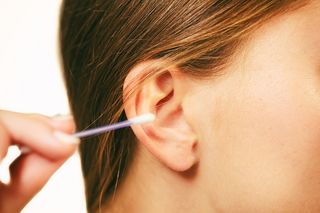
(129, 113, 156, 125)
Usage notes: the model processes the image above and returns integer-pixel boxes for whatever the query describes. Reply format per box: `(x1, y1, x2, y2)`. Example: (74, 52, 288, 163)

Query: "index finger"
(0, 111, 79, 160)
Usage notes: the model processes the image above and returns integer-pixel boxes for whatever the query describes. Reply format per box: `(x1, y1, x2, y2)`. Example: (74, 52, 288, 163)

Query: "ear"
(123, 61, 198, 172)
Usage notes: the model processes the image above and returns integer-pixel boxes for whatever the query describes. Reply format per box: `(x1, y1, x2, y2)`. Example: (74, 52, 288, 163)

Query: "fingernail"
(20, 146, 31, 154)
(52, 114, 73, 121)
(53, 131, 80, 145)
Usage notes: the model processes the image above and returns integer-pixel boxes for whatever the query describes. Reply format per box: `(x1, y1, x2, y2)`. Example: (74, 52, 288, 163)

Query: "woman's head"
(60, 0, 320, 212)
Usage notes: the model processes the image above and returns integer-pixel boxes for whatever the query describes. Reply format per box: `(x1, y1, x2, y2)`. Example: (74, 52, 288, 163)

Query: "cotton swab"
(73, 113, 155, 138)
(19, 113, 155, 154)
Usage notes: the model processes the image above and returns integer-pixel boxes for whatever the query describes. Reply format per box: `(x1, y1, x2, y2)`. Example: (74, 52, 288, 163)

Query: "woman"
(60, 0, 320, 212)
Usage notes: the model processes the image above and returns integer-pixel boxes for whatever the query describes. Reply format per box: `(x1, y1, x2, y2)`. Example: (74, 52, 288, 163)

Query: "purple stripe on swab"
(72, 119, 134, 139)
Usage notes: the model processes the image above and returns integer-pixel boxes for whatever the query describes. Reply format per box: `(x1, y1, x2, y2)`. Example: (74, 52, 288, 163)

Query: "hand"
(0, 110, 79, 213)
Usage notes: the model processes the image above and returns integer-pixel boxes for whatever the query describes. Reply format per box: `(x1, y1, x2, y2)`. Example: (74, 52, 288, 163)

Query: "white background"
(0, 0, 86, 212)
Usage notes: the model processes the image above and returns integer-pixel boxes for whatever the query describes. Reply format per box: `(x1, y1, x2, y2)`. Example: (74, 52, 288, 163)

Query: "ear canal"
(156, 90, 174, 110)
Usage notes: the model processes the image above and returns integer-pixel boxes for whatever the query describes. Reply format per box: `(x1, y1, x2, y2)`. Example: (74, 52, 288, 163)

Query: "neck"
(102, 145, 213, 213)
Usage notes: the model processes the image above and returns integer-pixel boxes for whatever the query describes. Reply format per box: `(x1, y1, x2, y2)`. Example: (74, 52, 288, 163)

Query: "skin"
(106, 1, 320, 212)
(0, 111, 78, 213)
(195, 1, 320, 211)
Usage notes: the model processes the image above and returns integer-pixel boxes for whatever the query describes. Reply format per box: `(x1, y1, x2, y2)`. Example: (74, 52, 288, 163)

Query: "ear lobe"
(123, 61, 198, 172)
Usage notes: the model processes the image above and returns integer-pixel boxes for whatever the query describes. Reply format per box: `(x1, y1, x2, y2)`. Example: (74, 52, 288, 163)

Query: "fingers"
(0, 110, 80, 213)
(0, 110, 78, 160)
(50, 115, 76, 133)
(0, 152, 67, 213)
(28, 113, 76, 133)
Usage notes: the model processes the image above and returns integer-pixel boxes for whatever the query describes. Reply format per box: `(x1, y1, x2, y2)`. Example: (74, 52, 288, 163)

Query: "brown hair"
(59, 0, 308, 212)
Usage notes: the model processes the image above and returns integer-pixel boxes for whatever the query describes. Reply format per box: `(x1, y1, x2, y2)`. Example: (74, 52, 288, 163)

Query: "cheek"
(199, 69, 320, 211)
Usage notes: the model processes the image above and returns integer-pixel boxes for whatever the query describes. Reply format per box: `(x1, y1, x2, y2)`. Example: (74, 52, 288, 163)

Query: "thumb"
(0, 153, 67, 213)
